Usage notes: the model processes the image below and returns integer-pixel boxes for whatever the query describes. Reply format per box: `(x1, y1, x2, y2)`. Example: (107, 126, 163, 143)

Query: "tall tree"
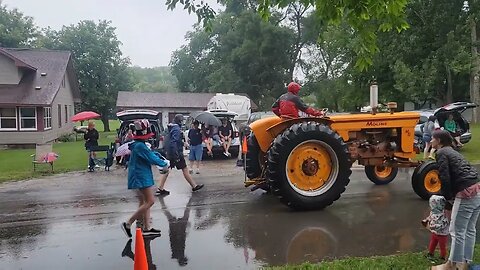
(40, 20, 132, 131)
(129, 66, 179, 93)
(170, 10, 295, 109)
(0, 2, 38, 47)
(167, 0, 410, 70)
(467, 0, 480, 123)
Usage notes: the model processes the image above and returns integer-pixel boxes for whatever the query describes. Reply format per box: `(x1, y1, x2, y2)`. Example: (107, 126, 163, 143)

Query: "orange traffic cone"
(134, 228, 148, 270)
(242, 136, 248, 154)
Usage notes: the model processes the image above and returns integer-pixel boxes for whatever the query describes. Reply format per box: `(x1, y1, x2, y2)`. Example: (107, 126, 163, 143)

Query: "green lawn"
(0, 120, 120, 182)
(266, 244, 480, 270)
(415, 124, 480, 163)
(459, 124, 480, 163)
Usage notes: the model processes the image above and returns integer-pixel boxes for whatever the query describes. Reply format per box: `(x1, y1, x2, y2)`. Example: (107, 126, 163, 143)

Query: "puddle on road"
(0, 186, 442, 269)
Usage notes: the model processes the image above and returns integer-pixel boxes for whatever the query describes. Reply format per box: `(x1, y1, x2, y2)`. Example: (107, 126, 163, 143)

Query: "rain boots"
(431, 261, 468, 270)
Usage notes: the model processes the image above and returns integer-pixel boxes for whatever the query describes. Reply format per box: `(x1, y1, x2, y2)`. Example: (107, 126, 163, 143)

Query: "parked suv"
(414, 102, 477, 149)
(116, 109, 166, 153)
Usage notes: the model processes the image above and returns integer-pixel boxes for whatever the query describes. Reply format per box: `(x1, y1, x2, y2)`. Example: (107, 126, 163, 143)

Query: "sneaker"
(195, 170, 200, 174)
(223, 152, 229, 157)
(95, 164, 101, 168)
(121, 239, 133, 258)
(142, 228, 161, 236)
(121, 222, 132, 238)
(192, 184, 204, 192)
(189, 169, 194, 174)
(227, 152, 232, 157)
(155, 188, 170, 196)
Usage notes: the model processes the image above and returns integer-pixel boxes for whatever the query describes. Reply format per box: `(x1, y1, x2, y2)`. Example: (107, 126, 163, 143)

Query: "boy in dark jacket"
(155, 114, 204, 196)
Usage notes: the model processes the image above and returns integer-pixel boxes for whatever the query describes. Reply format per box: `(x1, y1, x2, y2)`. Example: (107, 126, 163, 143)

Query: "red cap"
(287, 82, 301, 94)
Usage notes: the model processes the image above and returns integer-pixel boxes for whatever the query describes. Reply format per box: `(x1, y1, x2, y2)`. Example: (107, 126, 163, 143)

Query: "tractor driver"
(272, 82, 324, 118)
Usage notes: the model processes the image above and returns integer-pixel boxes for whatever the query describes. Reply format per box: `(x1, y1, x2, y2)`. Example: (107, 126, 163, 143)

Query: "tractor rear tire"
(365, 166, 398, 185)
(412, 160, 441, 200)
(266, 122, 351, 210)
(245, 134, 262, 179)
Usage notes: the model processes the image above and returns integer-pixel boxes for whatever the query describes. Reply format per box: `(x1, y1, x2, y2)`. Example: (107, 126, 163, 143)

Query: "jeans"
(449, 194, 480, 263)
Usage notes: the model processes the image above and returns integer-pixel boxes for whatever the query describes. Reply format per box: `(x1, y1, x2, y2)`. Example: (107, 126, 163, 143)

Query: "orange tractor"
(244, 84, 440, 210)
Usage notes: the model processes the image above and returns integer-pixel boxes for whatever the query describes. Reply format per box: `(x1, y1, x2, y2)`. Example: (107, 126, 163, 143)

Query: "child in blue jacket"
(121, 119, 169, 238)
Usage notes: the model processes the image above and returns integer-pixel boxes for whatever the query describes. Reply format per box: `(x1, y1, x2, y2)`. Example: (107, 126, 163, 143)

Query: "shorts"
(189, 144, 203, 161)
(170, 156, 187, 170)
(422, 134, 432, 143)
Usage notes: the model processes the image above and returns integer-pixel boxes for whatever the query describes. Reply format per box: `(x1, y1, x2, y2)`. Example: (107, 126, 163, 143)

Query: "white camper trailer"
(207, 94, 251, 116)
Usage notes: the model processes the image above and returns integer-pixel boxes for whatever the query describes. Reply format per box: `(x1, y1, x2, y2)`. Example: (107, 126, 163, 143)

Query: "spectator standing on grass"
(84, 121, 99, 170)
(155, 114, 204, 196)
(431, 130, 480, 270)
(121, 119, 169, 238)
(219, 118, 233, 157)
(188, 120, 203, 174)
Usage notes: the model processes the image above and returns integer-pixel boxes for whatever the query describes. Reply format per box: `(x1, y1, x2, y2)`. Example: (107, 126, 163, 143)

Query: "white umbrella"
(115, 141, 152, 157)
(115, 141, 133, 157)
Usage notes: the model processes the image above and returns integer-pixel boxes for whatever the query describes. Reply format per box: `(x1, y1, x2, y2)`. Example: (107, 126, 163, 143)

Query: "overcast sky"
(3, 0, 221, 67)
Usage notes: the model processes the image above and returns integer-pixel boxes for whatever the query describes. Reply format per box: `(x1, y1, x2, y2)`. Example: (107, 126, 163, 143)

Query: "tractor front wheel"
(266, 122, 351, 210)
(412, 160, 441, 200)
(365, 166, 398, 185)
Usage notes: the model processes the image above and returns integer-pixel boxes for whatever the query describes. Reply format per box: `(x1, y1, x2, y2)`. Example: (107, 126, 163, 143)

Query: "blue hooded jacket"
(167, 123, 183, 160)
(127, 140, 168, 189)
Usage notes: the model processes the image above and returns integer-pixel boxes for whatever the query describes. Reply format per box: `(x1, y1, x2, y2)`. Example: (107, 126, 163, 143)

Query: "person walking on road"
(121, 119, 169, 238)
(423, 116, 437, 159)
(188, 120, 203, 174)
(156, 114, 204, 196)
(431, 130, 480, 270)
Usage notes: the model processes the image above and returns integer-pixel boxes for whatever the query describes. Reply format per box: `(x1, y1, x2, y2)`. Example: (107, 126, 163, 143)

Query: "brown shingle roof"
(117, 91, 259, 110)
(0, 48, 81, 106)
(117, 91, 216, 109)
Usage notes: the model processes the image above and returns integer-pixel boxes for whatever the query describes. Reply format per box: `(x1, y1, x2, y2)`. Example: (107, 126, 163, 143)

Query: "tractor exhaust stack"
(370, 80, 378, 115)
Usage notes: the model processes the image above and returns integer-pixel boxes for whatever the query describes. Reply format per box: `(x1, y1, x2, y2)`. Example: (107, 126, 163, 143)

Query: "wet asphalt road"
(0, 161, 477, 270)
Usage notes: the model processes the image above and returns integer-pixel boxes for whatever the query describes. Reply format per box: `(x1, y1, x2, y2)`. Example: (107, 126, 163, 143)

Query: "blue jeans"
(189, 144, 203, 161)
(449, 194, 480, 263)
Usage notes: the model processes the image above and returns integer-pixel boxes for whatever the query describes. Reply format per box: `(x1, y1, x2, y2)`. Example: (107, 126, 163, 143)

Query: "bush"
(58, 133, 75, 142)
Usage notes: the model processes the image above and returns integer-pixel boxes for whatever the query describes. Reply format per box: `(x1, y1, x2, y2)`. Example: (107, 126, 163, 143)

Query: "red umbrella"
(71, 111, 100, 122)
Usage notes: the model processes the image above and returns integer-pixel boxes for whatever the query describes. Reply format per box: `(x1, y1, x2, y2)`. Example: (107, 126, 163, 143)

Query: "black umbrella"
(193, 111, 222, 126)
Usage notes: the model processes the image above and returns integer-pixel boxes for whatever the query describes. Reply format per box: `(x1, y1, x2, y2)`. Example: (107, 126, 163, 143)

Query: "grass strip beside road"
(266, 244, 480, 269)
(0, 120, 119, 183)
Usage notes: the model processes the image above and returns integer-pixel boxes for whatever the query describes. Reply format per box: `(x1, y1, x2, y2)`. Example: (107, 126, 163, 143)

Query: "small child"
(422, 195, 450, 260)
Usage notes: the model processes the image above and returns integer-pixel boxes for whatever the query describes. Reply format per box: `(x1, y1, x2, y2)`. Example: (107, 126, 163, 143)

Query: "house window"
(0, 108, 17, 130)
(65, 105, 68, 123)
(44, 107, 52, 130)
(58, 104, 62, 128)
(19, 107, 37, 130)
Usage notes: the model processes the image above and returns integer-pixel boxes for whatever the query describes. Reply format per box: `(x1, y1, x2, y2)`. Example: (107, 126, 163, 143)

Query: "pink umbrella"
(42, 152, 59, 162)
(71, 111, 100, 122)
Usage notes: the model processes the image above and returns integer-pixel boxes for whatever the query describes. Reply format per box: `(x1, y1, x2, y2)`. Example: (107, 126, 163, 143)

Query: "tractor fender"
(249, 116, 331, 153)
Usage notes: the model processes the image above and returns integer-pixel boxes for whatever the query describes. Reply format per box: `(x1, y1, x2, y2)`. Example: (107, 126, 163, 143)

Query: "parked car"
(414, 102, 477, 149)
(116, 109, 166, 154)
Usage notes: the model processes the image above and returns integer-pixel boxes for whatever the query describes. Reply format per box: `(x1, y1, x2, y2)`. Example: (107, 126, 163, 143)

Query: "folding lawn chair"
(31, 143, 56, 172)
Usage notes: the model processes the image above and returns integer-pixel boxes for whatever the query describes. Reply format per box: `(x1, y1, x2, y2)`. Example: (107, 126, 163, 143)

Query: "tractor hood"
(434, 102, 477, 114)
(116, 110, 160, 121)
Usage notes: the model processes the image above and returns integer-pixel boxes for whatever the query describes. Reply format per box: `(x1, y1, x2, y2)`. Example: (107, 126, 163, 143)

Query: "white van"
(207, 94, 251, 116)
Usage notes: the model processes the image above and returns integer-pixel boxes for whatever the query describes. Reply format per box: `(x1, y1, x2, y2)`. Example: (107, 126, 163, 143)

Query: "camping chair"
(31, 143, 55, 172)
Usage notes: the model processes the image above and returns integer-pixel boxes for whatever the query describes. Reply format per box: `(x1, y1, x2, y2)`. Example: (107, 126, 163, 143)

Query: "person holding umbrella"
(156, 114, 204, 196)
(84, 121, 99, 171)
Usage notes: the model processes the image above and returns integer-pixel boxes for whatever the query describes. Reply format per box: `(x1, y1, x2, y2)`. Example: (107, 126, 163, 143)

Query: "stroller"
(87, 143, 115, 172)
